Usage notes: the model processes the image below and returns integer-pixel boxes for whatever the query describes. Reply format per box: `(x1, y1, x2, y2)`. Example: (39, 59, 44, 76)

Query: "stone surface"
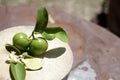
(68, 60, 97, 80)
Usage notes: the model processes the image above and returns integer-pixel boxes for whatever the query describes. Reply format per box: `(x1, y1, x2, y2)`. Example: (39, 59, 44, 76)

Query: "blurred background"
(0, 0, 120, 36)
(0, 0, 105, 21)
(0, 0, 120, 37)
(1, 0, 120, 37)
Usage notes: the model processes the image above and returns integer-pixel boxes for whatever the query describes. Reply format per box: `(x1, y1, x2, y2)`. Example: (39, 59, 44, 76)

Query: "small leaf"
(44, 27, 69, 42)
(10, 62, 26, 80)
(5, 44, 21, 55)
(22, 52, 33, 58)
(34, 7, 48, 33)
(42, 32, 55, 40)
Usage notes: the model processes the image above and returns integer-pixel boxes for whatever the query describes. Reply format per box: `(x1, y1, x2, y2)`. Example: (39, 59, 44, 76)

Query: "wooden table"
(0, 6, 120, 80)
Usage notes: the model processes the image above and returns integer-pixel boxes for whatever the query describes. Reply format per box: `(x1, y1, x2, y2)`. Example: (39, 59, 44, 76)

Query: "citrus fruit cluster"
(13, 32, 48, 57)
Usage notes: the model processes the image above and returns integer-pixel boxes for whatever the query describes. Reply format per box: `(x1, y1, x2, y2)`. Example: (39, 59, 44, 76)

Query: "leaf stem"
(29, 31, 35, 39)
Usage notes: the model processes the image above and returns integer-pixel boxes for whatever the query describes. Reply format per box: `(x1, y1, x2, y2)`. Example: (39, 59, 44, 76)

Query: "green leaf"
(5, 44, 21, 55)
(34, 7, 48, 33)
(10, 62, 26, 80)
(42, 32, 55, 40)
(44, 27, 69, 42)
(22, 52, 33, 58)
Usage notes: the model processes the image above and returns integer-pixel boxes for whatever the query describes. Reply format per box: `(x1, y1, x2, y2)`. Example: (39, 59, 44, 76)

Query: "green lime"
(13, 32, 29, 52)
(23, 58, 44, 70)
(28, 37, 48, 57)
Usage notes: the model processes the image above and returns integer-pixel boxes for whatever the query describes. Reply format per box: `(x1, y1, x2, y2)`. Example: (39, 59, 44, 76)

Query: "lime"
(13, 32, 29, 52)
(28, 37, 48, 57)
(23, 58, 44, 70)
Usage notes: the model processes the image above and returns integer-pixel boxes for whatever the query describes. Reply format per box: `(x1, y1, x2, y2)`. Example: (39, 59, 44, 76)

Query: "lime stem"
(29, 31, 35, 39)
